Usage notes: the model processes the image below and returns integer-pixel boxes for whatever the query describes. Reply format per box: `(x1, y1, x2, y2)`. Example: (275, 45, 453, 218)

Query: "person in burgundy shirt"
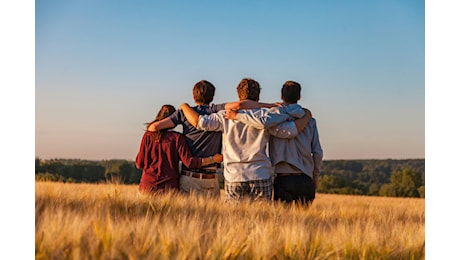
(136, 104, 222, 194)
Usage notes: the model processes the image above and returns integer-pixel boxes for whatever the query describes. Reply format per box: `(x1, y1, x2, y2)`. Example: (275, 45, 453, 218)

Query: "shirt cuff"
(196, 115, 205, 130)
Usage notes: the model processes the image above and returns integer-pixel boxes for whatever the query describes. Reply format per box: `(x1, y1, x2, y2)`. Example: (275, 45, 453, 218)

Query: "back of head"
(155, 104, 176, 122)
(281, 81, 301, 103)
(147, 104, 176, 141)
(193, 80, 215, 105)
(237, 78, 261, 101)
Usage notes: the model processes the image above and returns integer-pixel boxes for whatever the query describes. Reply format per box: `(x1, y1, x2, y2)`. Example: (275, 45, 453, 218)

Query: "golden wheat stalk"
(35, 181, 425, 259)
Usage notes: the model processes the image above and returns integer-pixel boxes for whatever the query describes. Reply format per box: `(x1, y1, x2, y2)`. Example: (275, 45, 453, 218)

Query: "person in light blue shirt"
(233, 80, 323, 205)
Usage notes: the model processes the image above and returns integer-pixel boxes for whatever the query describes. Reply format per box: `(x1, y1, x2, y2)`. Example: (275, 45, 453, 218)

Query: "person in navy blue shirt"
(148, 80, 233, 197)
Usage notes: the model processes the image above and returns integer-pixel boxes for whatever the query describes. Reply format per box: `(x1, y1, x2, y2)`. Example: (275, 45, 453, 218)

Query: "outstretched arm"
(224, 100, 279, 111)
(225, 108, 290, 129)
(179, 103, 200, 127)
(147, 117, 175, 132)
(224, 101, 242, 111)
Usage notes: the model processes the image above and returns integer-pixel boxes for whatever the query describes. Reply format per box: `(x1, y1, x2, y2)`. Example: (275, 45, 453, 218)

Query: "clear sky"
(35, 0, 425, 160)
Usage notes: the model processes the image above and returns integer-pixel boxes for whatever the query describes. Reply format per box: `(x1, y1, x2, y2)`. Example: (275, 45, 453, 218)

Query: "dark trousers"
(274, 174, 315, 205)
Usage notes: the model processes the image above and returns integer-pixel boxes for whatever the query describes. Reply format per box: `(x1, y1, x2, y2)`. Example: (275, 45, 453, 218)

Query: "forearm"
(269, 121, 298, 139)
(147, 117, 175, 132)
(200, 154, 223, 166)
(294, 109, 312, 133)
(238, 100, 275, 109)
(224, 101, 242, 111)
(179, 103, 199, 127)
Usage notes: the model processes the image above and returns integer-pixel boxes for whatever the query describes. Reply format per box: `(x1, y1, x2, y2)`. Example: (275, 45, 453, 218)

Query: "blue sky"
(34, 0, 425, 160)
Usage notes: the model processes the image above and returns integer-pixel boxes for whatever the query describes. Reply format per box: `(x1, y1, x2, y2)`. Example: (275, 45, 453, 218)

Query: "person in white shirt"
(232, 81, 323, 205)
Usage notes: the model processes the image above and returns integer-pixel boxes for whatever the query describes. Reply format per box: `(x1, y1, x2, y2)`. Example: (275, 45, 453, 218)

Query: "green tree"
(418, 186, 425, 198)
(379, 168, 422, 197)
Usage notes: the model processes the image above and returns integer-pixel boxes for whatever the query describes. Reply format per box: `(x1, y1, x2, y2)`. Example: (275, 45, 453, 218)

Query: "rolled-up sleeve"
(268, 121, 298, 139)
(197, 113, 223, 132)
(235, 108, 290, 129)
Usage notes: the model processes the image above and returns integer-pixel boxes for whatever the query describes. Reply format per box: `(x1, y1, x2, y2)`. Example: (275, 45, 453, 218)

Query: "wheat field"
(35, 181, 425, 259)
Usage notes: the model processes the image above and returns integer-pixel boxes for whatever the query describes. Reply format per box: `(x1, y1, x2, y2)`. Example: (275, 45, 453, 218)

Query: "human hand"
(225, 110, 238, 120)
(148, 124, 158, 132)
(213, 154, 223, 163)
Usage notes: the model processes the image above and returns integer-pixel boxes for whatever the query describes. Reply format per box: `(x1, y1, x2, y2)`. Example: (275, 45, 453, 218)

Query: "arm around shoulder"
(147, 117, 175, 132)
(179, 103, 200, 127)
(293, 108, 312, 133)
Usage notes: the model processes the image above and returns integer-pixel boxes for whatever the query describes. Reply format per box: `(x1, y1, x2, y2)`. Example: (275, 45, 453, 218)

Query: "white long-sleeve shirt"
(236, 104, 323, 179)
(196, 107, 298, 182)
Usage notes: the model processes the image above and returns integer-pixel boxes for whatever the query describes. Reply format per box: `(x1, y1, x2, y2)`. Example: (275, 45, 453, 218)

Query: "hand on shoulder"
(225, 110, 238, 120)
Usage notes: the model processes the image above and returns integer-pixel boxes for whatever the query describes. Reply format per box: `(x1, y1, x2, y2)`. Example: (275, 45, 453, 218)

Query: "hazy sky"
(35, 0, 425, 161)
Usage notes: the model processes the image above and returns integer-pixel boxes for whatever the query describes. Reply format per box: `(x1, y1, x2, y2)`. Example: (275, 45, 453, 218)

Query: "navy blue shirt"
(169, 104, 225, 158)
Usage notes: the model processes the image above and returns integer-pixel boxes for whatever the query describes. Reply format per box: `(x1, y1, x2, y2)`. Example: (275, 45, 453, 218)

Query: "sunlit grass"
(35, 181, 425, 259)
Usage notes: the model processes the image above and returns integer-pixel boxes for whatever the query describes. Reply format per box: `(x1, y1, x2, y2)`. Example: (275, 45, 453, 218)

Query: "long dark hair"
(146, 104, 176, 142)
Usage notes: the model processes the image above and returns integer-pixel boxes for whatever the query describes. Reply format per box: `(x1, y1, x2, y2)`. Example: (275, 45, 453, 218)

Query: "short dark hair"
(236, 78, 260, 101)
(282, 81, 301, 103)
(193, 80, 215, 104)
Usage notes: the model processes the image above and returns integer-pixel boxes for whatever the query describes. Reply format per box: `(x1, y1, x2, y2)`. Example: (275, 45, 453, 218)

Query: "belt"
(184, 167, 217, 174)
(181, 170, 216, 179)
(276, 172, 304, 177)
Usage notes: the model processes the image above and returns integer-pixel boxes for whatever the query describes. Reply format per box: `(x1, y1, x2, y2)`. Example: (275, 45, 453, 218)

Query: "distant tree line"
(35, 158, 142, 184)
(35, 158, 424, 198)
(317, 159, 424, 198)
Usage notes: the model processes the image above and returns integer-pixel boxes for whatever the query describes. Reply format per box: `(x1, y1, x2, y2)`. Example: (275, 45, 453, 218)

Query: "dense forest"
(35, 158, 424, 198)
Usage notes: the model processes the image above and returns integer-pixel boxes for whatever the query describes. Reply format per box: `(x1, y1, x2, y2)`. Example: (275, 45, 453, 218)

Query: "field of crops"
(35, 181, 425, 259)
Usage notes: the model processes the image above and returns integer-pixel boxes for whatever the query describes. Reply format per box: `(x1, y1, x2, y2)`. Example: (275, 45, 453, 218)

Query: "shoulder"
(308, 118, 318, 127)
(168, 109, 183, 123)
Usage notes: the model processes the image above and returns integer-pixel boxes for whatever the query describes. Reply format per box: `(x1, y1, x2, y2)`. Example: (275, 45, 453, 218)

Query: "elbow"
(313, 152, 324, 161)
(234, 101, 243, 110)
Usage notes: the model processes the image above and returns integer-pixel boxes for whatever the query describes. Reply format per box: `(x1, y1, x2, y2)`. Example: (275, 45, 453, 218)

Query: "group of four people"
(135, 78, 323, 205)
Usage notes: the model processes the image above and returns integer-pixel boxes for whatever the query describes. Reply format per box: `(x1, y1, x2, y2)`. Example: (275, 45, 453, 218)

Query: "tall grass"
(35, 181, 424, 259)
